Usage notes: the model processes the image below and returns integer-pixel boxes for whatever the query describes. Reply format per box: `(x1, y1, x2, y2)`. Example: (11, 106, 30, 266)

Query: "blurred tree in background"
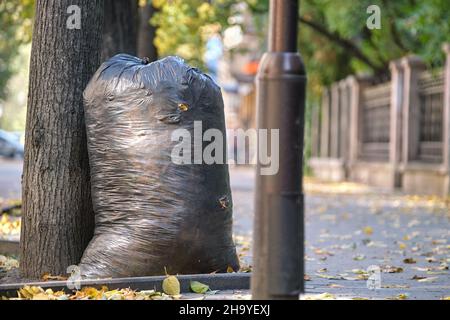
(0, 0, 33, 131)
(3, 0, 449, 101)
(151, 0, 236, 69)
(149, 0, 450, 108)
(1, 0, 449, 133)
(244, 0, 450, 95)
(0, 0, 33, 102)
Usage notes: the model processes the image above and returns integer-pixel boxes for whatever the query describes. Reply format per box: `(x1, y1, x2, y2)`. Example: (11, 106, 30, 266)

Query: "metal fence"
(360, 82, 391, 161)
(309, 46, 450, 195)
(417, 70, 444, 163)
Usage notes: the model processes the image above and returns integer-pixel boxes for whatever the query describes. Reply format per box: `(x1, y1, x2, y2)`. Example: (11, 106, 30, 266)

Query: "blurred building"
(208, 3, 264, 164)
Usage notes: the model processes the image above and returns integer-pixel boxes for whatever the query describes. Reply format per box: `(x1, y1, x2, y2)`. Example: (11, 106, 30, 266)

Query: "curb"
(0, 272, 251, 296)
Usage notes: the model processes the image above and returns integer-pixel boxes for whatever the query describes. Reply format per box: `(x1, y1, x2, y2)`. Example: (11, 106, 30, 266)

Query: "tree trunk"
(137, 2, 158, 61)
(102, 0, 138, 61)
(20, 0, 104, 279)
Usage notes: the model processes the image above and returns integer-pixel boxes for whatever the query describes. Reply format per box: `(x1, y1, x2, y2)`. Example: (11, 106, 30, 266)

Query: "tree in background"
(102, 0, 139, 61)
(102, 0, 161, 62)
(145, 0, 450, 173)
(0, 0, 162, 132)
(246, 0, 450, 93)
(151, 0, 235, 69)
(20, 0, 104, 278)
(150, 0, 449, 92)
(138, 0, 158, 61)
(2, 0, 449, 104)
(0, 0, 33, 102)
(0, 45, 30, 132)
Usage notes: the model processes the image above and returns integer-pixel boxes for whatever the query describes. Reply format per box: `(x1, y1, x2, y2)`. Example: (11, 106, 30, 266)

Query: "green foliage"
(0, 44, 30, 132)
(242, 0, 449, 169)
(151, 0, 235, 69)
(243, 0, 450, 171)
(244, 0, 450, 92)
(0, 0, 34, 101)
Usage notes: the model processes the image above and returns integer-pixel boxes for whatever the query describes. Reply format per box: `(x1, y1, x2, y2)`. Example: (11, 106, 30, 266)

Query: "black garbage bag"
(80, 54, 239, 278)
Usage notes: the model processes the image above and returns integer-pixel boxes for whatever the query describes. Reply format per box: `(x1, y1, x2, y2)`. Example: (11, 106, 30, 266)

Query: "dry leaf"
(362, 226, 373, 235)
(381, 265, 404, 273)
(42, 273, 68, 281)
(403, 258, 416, 264)
(162, 275, 180, 296)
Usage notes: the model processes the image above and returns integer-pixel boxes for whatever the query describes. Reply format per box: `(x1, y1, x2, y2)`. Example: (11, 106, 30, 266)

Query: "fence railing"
(310, 44, 450, 195)
(360, 81, 391, 161)
(417, 70, 444, 163)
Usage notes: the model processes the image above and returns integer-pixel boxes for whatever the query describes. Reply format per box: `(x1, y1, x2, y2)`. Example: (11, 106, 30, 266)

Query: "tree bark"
(102, 0, 138, 61)
(137, 2, 158, 61)
(20, 0, 104, 279)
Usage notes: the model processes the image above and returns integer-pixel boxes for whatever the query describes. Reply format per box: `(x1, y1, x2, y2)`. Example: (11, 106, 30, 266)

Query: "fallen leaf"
(382, 284, 409, 289)
(403, 258, 416, 264)
(42, 273, 68, 281)
(417, 276, 438, 283)
(32, 293, 50, 300)
(351, 269, 367, 275)
(315, 273, 344, 280)
(381, 265, 404, 273)
(353, 254, 366, 261)
(190, 281, 210, 294)
(314, 248, 334, 256)
(362, 226, 373, 235)
(304, 292, 335, 300)
(398, 242, 407, 250)
(162, 275, 180, 296)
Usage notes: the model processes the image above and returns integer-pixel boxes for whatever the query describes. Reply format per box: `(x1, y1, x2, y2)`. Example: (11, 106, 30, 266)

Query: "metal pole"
(251, 0, 306, 300)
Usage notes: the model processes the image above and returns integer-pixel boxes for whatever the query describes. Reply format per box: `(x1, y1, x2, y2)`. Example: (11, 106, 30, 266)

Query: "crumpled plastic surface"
(80, 54, 239, 278)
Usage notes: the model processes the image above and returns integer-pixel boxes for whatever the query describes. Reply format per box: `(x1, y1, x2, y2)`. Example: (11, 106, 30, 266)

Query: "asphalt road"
(0, 158, 22, 201)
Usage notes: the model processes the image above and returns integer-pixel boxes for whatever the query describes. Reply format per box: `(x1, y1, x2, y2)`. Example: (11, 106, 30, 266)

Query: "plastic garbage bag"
(80, 54, 239, 278)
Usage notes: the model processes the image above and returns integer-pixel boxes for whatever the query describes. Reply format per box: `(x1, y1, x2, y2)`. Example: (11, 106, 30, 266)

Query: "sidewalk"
(230, 167, 450, 300)
(1, 166, 448, 299)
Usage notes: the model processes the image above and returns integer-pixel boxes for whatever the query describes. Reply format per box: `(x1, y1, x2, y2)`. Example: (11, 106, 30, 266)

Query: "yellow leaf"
(162, 275, 180, 296)
(82, 287, 101, 299)
(32, 293, 50, 300)
(18, 286, 44, 299)
(305, 292, 335, 300)
(362, 226, 373, 235)
(42, 273, 68, 281)
(178, 103, 189, 112)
